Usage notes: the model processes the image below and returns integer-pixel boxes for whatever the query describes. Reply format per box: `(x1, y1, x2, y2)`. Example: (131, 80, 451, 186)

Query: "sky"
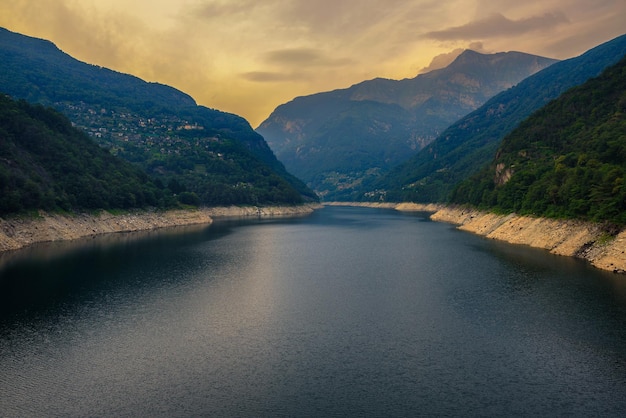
(1, 1, 625, 127)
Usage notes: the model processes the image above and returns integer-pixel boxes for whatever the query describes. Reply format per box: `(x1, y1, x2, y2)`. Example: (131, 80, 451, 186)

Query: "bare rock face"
(429, 206, 626, 274)
(0, 210, 212, 252)
(494, 163, 513, 186)
(0, 205, 321, 253)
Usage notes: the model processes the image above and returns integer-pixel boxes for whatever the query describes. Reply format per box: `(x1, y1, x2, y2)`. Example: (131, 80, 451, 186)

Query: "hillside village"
(59, 101, 220, 157)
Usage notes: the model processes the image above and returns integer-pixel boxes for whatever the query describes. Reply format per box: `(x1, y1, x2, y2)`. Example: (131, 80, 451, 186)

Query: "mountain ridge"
(345, 50, 554, 108)
(257, 49, 557, 200)
(372, 33, 626, 203)
(0, 27, 317, 205)
(450, 54, 626, 224)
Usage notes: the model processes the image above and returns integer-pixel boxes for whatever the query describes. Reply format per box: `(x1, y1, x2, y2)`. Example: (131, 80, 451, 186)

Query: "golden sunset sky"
(1, 0, 625, 127)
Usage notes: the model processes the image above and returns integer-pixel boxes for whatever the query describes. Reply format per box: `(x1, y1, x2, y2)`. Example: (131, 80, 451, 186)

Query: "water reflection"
(0, 224, 210, 269)
(1, 207, 626, 416)
(0, 214, 320, 320)
(0, 221, 239, 320)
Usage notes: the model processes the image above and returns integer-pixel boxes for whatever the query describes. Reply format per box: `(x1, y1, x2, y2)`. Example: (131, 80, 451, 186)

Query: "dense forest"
(370, 33, 626, 204)
(0, 93, 312, 215)
(450, 55, 626, 225)
(0, 28, 317, 207)
(0, 94, 177, 214)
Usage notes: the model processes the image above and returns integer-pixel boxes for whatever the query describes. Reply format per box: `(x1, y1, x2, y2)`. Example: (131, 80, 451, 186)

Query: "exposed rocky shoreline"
(429, 206, 626, 274)
(4, 202, 625, 275)
(0, 204, 321, 253)
(327, 202, 626, 274)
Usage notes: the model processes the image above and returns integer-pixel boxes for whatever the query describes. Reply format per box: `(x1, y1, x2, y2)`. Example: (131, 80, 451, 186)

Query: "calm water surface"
(1, 206, 626, 416)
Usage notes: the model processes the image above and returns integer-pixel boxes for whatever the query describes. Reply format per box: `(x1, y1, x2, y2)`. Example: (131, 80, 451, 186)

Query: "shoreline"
(4, 201, 624, 275)
(0, 204, 321, 253)
(324, 201, 444, 212)
(325, 202, 626, 274)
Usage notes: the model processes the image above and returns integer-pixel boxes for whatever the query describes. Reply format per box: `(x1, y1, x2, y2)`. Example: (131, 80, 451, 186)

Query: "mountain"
(0, 94, 173, 214)
(373, 33, 626, 203)
(450, 54, 626, 225)
(257, 50, 557, 200)
(0, 27, 317, 205)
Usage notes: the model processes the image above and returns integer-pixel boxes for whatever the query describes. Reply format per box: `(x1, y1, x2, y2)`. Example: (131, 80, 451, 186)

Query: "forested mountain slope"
(450, 55, 626, 225)
(0, 27, 316, 204)
(0, 94, 173, 214)
(257, 50, 556, 200)
(372, 33, 626, 203)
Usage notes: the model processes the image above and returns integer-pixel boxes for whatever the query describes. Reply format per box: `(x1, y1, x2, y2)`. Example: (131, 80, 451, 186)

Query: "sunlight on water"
(1, 207, 626, 416)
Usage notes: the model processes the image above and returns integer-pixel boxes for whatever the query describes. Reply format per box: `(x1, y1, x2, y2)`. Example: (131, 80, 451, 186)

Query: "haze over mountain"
(0, 27, 317, 207)
(257, 50, 557, 200)
(371, 33, 626, 204)
(3, 1, 624, 127)
(450, 54, 626, 225)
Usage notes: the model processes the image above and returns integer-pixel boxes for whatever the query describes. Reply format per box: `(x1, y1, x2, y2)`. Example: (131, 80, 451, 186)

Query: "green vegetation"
(450, 55, 626, 225)
(371, 33, 626, 204)
(258, 50, 557, 200)
(0, 27, 317, 207)
(0, 94, 176, 214)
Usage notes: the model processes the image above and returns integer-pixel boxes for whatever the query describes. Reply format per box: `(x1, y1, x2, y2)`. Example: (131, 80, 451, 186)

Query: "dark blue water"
(1, 206, 626, 417)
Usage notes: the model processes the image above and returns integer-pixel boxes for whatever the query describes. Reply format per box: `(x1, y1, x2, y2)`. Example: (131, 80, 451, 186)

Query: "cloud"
(278, 0, 409, 36)
(418, 42, 488, 73)
(265, 49, 327, 65)
(2, 0, 625, 127)
(241, 48, 354, 83)
(418, 48, 464, 73)
(424, 12, 570, 40)
(240, 71, 305, 82)
(0, 1, 140, 69)
(263, 48, 353, 67)
(192, 0, 262, 19)
(467, 41, 488, 52)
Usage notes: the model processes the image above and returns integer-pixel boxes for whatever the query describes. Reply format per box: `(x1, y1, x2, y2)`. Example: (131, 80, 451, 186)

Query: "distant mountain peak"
(257, 49, 557, 200)
(455, 49, 482, 58)
(373, 32, 626, 204)
(444, 49, 551, 71)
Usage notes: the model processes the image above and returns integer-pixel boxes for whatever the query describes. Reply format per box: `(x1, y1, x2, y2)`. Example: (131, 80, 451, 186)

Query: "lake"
(1, 206, 626, 416)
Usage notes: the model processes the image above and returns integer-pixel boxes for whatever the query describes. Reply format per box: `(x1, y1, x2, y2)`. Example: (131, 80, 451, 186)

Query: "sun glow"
(1, 0, 625, 126)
